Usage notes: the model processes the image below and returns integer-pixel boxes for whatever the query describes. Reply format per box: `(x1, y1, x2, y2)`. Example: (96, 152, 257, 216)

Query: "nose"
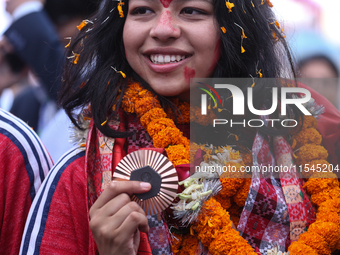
(149, 10, 181, 42)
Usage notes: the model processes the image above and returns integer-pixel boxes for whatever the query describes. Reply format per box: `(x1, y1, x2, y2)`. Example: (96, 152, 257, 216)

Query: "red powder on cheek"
(159, 0, 173, 8)
(208, 39, 221, 72)
(184, 67, 196, 84)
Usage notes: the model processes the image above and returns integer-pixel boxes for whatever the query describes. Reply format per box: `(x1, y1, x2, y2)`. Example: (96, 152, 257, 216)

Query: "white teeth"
(149, 54, 187, 64)
(164, 55, 170, 63)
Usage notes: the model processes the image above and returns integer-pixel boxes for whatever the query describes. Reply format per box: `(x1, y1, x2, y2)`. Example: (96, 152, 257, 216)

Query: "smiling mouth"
(149, 54, 189, 64)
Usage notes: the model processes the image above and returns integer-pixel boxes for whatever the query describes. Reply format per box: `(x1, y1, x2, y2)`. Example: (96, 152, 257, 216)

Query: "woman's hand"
(89, 181, 151, 255)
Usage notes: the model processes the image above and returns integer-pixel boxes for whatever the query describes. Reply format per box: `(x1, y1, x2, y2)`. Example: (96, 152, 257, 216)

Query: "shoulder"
(0, 108, 53, 199)
(20, 147, 87, 255)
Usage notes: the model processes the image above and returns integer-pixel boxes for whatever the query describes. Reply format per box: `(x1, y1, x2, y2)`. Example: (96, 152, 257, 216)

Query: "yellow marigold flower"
(117, 2, 125, 18)
(233, 178, 252, 207)
(266, 0, 274, 7)
(177, 102, 190, 124)
(318, 198, 340, 215)
(171, 233, 183, 254)
(190, 106, 216, 126)
(316, 210, 340, 227)
(173, 159, 190, 166)
(303, 173, 339, 195)
(219, 177, 244, 197)
(209, 227, 256, 255)
(221, 27, 227, 33)
(180, 234, 199, 255)
(166, 144, 190, 165)
(311, 186, 340, 206)
(288, 241, 318, 255)
(291, 128, 322, 149)
(308, 221, 340, 251)
(298, 232, 331, 255)
(275, 20, 281, 29)
(140, 108, 167, 128)
(214, 194, 232, 210)
(241, 45, 246, 53)
(153, 127, 183, 148)
(295, 144, 328, 165)
(77, 20, 87, 31)
(135, 97, 162, 117)
(225, 1, 235, 13)
(65, 37, 71, 48)
(301, 115, 318, 130)
(73, 53, 80, 64)
(194, 198, 232, 247)
(146, 118, 175, 137)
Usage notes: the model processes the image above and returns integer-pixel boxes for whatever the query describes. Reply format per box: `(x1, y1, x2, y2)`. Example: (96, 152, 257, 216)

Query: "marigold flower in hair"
(117, 1, 125, 18)
(225, 0, 235, 12)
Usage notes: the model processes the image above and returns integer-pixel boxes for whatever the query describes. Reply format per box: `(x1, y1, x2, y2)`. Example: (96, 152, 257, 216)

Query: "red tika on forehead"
(160, 0, 173, 8)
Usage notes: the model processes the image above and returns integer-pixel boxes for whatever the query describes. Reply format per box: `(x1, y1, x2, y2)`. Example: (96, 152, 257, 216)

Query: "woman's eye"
(180, 7, 205, 15)
(131, 7, 153, 15)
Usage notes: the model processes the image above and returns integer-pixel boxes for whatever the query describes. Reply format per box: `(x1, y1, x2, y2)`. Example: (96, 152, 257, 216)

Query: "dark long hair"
(60, 0, 299, 140)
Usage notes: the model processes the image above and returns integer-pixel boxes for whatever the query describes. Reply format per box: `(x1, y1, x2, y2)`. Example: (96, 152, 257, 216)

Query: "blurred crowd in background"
(0, 0, 339, 164)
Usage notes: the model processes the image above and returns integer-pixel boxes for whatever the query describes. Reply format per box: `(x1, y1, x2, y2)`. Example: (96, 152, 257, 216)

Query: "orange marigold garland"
(285, 114, 340, 255)
(120, 82, 339, 254)
(122, 82, 190, 165)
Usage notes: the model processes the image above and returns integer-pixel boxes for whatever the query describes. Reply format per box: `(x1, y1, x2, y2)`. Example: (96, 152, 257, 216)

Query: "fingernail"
(140, 182, 151, 189)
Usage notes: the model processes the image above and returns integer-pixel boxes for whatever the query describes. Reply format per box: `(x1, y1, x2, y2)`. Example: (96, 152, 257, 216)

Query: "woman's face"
(123, 0, 221, 100)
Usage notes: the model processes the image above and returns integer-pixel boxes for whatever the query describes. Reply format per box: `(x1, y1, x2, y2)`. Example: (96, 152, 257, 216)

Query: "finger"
(90, 181, 151, 214)
(108, 201, 146, 230)
(117, 211, 149, 242)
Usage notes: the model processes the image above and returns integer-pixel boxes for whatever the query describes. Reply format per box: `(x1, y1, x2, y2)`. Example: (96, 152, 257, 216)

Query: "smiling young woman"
(20, 0, 340, 255)
(123, 0, 220, 99)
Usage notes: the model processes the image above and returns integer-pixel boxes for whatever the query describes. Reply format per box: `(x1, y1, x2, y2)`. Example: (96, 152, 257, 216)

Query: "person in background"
(2, 0, 100, 161)
(0, 51, 27, 111)
(298, 54, 339, 79)
(297, 54, 340, 110)
(0, 108, 53, 254)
